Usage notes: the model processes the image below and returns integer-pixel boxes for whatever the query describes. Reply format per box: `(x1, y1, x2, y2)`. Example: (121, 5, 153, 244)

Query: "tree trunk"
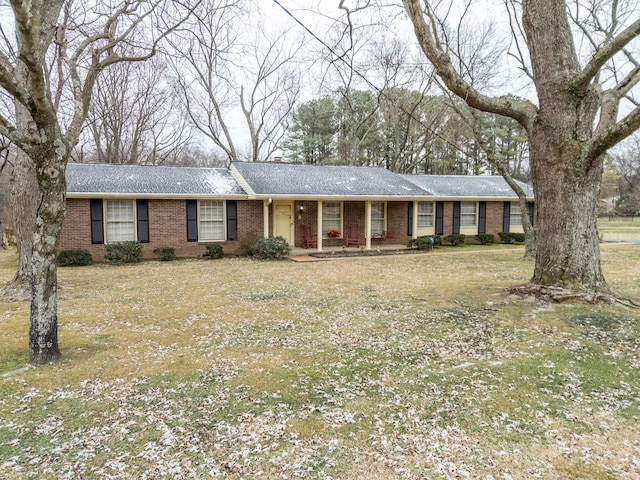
(529, 123, 607, 292)
(523, 0, 607, 292)
(28, 163, 66, 364)
(9, 152, 38, 287)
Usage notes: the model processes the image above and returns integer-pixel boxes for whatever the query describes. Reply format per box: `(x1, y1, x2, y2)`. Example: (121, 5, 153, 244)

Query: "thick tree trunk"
(523, 0, 608, 293)
(529, 124, 607, 292)
(29, 163, 66, 364)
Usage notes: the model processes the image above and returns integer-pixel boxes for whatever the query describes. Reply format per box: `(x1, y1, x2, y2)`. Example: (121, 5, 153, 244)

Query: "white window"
(199, 200, 225, 241)
(510, 202, 522, 226)
(417, 202, 434, 227)
(371, 201, 385, 236)
(460, 202, 477, 227)
(105, 200, 135, 243)
(322, 201, 342, 238)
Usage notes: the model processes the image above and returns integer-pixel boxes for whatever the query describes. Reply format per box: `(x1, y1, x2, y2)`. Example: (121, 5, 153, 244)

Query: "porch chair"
(345, 224, 360, 247)
(300, 224, 318, 248)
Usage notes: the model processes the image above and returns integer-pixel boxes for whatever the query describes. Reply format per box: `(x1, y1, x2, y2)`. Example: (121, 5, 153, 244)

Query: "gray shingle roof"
(400, 174, 533, 199)
(231, 162, 428, 198)
(66, 163, 245, 197)
(65, 162, 534, 200)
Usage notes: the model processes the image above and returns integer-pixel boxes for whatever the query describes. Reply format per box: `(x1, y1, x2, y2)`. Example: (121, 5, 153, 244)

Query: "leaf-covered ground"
(1, 244, 639, 479)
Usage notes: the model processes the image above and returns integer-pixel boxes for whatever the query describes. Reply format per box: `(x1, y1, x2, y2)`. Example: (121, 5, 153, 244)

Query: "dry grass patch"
(1, 246, 639, 479)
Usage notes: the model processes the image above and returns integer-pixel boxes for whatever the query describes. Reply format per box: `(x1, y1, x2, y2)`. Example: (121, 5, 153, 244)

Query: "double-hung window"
(199, 200, 225, 241)
(417, 202, 434, 227)
(510, 202, 522, 227)
(105, 200, 136, 243)
(371, 201, 385, 236)
(322, 201, 342, 238)
(460, 202, 477, 227)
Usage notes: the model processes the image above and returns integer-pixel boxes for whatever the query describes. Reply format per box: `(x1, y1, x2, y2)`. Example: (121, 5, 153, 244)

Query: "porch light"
(299, 203, 304, 213)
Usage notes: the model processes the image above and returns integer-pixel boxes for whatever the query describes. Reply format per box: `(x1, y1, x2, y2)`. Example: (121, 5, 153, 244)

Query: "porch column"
(365, 200, 372, 250)
(316, 200, 323, 252)
(412, 200, 418, 239)
(263, 200, 270, 238)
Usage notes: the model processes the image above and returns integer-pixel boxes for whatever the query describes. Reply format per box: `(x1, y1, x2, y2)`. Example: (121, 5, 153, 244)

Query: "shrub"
(153, 247, 175, 262)
(498, 232, 526, 244)
(443, 233, 466, 246)
(407, 235, 442, 250)
(57, 249, 93, 266)
(254, 236, 291, 260)
(475, 233, 494, 245)
(498, 232, 514, 244)
(104, 241, 142, 263)
(205, 244, 224, 259)
(238, 232, 261, 257)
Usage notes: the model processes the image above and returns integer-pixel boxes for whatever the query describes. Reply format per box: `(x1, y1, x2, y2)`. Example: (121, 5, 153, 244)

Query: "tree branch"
(588, 105, 640, 160)
(573, 18, 640, 92)
(402, 0, 537, 130)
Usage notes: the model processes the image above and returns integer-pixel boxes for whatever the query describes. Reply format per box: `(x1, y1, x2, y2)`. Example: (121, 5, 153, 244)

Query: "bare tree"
(82, 56, 193, 165)
(0, 0, 196, 364)
(404, 0, 640, 298)
(172, 1, 303, 164)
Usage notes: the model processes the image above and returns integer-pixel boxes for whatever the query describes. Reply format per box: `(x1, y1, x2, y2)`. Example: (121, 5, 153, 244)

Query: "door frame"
(273, 201, 294, 244)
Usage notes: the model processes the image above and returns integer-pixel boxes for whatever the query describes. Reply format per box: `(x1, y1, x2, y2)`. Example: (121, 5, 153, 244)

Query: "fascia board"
(66, 192, 248, 200)
(229, 164, 257, 199)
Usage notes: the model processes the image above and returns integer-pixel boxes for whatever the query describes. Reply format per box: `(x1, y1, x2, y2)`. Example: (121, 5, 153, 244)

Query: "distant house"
(58, 162, 534, 259)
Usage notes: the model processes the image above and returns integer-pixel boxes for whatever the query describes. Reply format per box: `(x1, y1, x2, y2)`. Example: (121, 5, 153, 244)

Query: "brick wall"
(59, 197, 517, 258)
(386, 201, 409, 244)
(59, 198, 266, 260)
(436, 201, 507, 241)
(486, 201, 506, 237)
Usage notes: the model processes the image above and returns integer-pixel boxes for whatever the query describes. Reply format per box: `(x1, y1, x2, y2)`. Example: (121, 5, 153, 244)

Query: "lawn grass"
(598, 216, 640, 242)
(1, 245, 639, 479)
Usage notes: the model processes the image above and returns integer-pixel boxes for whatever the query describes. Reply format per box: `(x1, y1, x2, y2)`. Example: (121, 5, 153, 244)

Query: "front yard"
(1, 244, 639, 479)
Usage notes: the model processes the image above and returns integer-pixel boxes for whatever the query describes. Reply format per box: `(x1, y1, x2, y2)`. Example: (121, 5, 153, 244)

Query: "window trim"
(198, 199, 227, 242)
(104, 199, 137, 244)
(417, 201, 434, 228)
(371, 201, 386, 236)
(322, 201, 343, 239)
(460, 201, 477, 227)
(510, 202, 522, 227)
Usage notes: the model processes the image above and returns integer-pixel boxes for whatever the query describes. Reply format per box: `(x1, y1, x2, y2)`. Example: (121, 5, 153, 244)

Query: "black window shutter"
(435, 201, 444, 235)
(407, 201, 413, 236)
(90, 199, 104, 244)
(503, 201, 511, 232)
(137, 200, 149, 243)
(452, 201, 461, 234)
(478, 201, 487, 234)
(186, 200, 198, 242)
(528, 202, 535, 227)
(226, 201, 237, 240)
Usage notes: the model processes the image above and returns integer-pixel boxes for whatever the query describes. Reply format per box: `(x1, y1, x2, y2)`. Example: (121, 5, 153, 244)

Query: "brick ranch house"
(59, 162, 534, 259)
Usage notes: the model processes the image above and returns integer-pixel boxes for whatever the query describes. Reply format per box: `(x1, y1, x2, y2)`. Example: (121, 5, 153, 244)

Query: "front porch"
(263, 198, 416, 252)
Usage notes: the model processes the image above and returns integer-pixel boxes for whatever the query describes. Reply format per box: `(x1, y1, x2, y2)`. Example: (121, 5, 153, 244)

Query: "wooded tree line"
(283, 90, 530, 179)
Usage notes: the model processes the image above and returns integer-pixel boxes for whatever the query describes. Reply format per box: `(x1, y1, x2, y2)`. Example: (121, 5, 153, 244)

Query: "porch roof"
(65, 163, 246, 198)
(400, 174, 534, 199)
(231, 162, 428, 198)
